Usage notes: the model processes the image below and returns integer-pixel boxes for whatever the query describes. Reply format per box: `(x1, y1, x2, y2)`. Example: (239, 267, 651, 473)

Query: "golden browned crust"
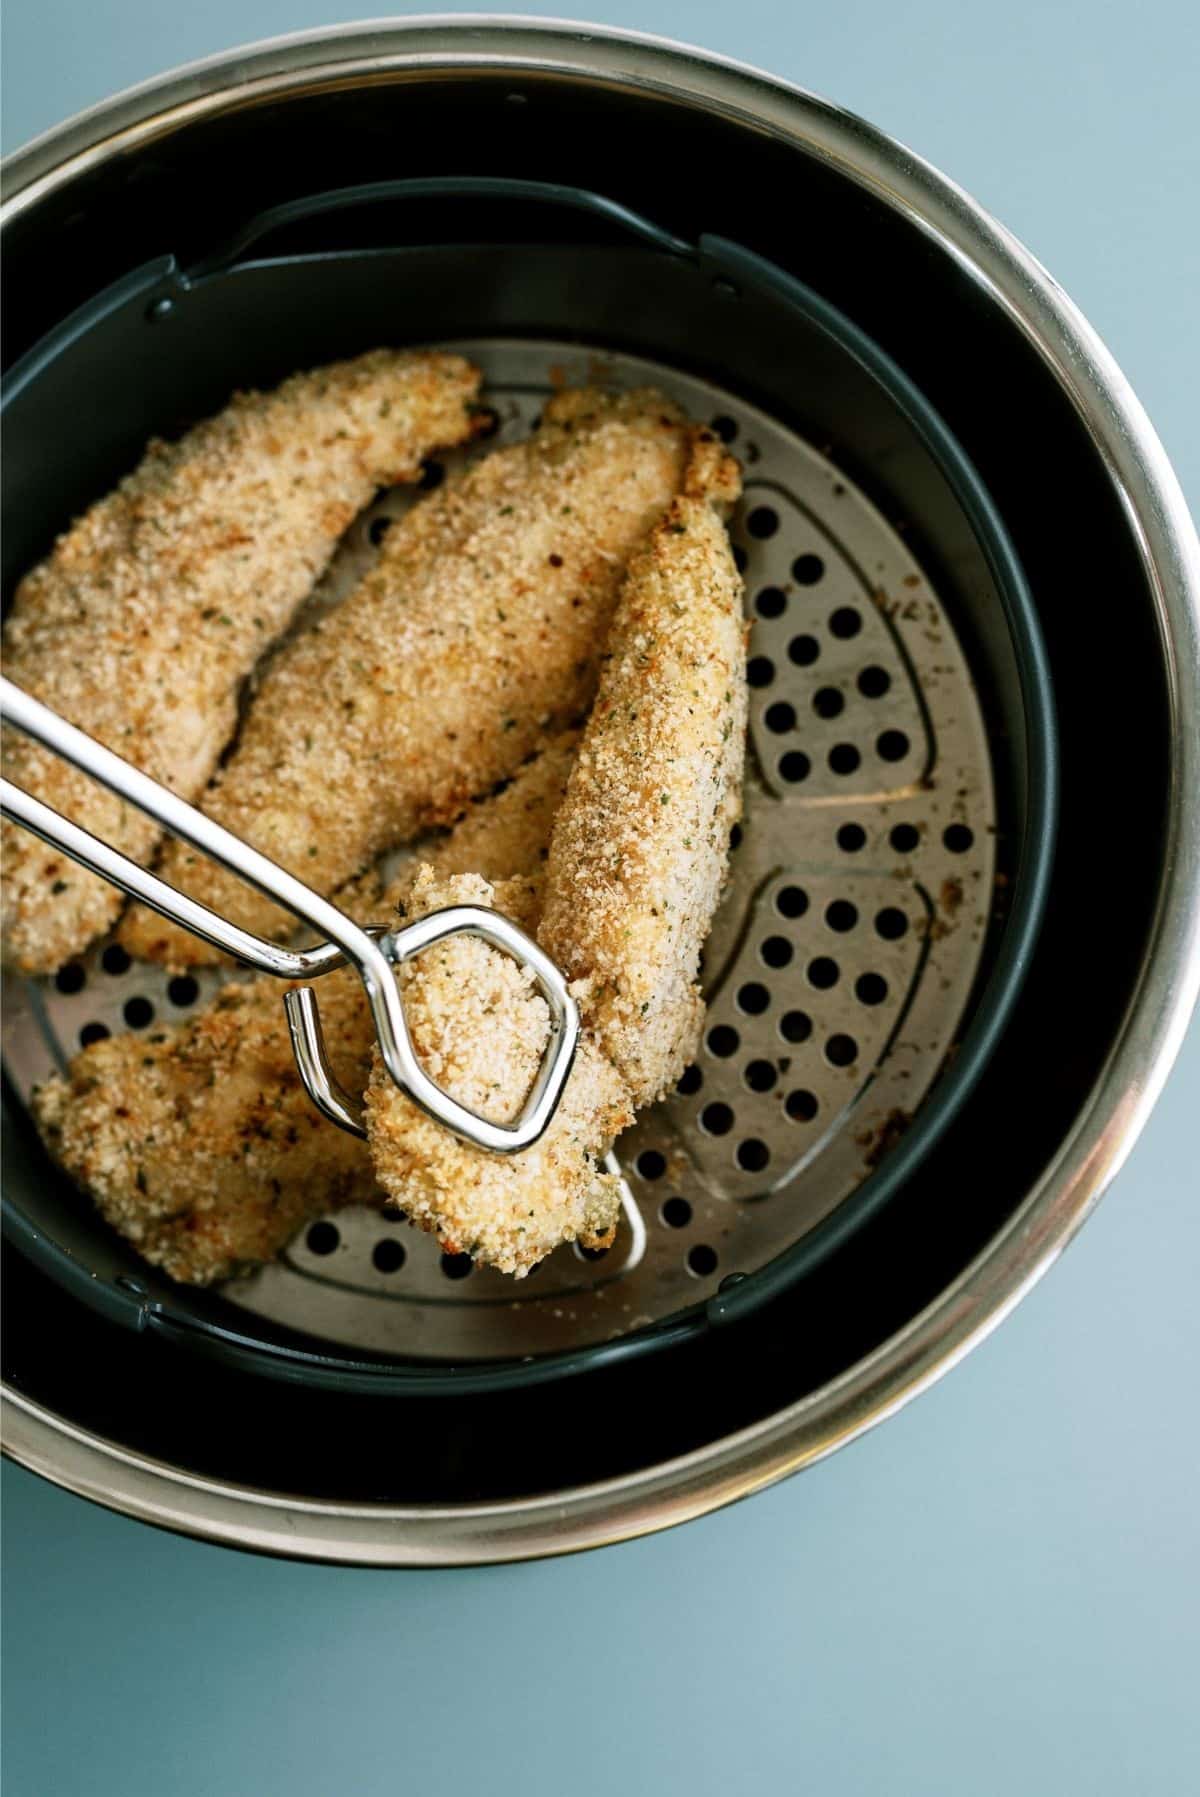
(31, 738, 575, 1285)
(2, 350, 483, 974)
(121, 388, 694, 965)
(540, 436, 746, 1104)
(363, 869, 632, 1275)
(32, 972, 381, 1286)
(363, 435, 746, 1273)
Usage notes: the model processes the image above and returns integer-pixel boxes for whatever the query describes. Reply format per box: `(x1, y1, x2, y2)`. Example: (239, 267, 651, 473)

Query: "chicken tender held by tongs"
(31, 737, 577, 1286)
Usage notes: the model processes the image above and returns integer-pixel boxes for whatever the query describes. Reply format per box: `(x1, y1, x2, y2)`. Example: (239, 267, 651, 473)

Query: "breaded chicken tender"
(540, 443, 748, 1105)
(121, 388, 695, 965)
(363, 435, 746, 1273)
(363, 869, 633, 1275)
(31, 738, 576, 1285)
(2, 350, 483, 974)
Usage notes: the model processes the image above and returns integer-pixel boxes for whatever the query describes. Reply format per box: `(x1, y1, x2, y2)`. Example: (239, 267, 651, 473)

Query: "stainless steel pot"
(3, 17, 1197, 1564)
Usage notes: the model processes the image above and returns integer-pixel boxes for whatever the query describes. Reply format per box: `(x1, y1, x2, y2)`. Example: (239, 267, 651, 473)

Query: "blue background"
(3, 5, 1198, 1793)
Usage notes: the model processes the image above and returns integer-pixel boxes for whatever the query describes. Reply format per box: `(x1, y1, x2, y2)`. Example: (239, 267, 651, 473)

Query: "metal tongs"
(0, 676, 578, 1151)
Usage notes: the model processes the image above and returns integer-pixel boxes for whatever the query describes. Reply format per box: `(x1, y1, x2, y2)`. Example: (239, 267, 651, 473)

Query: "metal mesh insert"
(1, 341, 995, 1360)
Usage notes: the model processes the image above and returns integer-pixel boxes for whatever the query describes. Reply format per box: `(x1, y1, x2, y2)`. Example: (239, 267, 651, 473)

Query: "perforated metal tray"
(1, 341, 995, 1360)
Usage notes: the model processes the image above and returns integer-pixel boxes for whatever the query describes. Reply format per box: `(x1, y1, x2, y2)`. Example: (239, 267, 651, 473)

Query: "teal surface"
(3, 5, 1198, 1793)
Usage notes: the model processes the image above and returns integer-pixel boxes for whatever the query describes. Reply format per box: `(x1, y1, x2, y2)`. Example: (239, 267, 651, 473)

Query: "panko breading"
(2, 350, 483, 975)
(33, 971, 381, 1287)
(315, 727, 579, 921)
(363, 869, 633, 1275)
(364, 436, 746, 1273)
(31, 738, 575, 1285)
(121, 388, 695, 966)
(540, 442, 747, 1105)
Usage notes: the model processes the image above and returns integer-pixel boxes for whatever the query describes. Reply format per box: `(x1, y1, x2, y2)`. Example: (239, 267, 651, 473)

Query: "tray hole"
(761, 936, 793, 969)
(857, 666, 891, 699)
(737, 982, 770, 1015)
(875, 907, 909, 940)
(744, 1059, 778, 1093)
(700, 1102, 734, 1136)
(746, 506, 779, 540)
(877, 729, 910, 762)
(779, 751, 811, 783)
(707, 1024, 740, 1058)
(676, 1063, 703, 1095)
(440, 1252, 473, 1280)
(786, 1089, 819, 1122)
(736, 1138, 770, 1173)
(55, 963, 86, 994)
(123, 996, 154, 1029)
(747, 655, 775, 689)
(829, 606, 862, 639)
(813, 686, 844, 719)
(167, 975, 199, 1008)
(636, 1149, 667, 1181)
(890, 824, 920, 854)
(788, 634, 820, 667)
(306, 1221, 339, 1256)
(79, 1021, 109, 1048)
(775, 885, 808, 919)
(837, 823, 866, 853)
(101, 945, 131, 976)
(575, 1241, 610, 1263)
(825, 900, 858, 933)
(792, 553, 824, 585)
(780, 1010, 813, 1043)
(372, 1239, 406, 1274)
(687, 1244, 719, 1277)
(828, 743, 861, 775)
(825, 1033, 858, 1068)
(944, 824, 975, 853)
(855, 972, 889, 1006)
(807, 956, 840, 989)
(756, 586, 787, 619)
(661, 1196, 693, 1228)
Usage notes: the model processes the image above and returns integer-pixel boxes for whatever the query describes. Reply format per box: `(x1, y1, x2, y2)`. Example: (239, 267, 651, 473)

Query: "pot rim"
(3, 16, 1199, 1565)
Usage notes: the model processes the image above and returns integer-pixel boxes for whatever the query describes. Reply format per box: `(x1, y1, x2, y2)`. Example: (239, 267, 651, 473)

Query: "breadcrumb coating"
(2, 350, 483, 974)
(31, 738, 574, 1285)
(540, 439, 747, 1104)
(364, 868, 632, 1276)
(364, 434, 746, 1273)
(121, 387, 694, 965)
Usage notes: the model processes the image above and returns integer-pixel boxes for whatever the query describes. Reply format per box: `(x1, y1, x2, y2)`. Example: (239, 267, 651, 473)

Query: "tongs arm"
(1, 676, 577, 1153)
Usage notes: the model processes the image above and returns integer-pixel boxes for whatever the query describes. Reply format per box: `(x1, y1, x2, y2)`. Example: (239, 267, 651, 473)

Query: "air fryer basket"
(1, 174, 1054, 1389)
(2, 22, 1196, 1559)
